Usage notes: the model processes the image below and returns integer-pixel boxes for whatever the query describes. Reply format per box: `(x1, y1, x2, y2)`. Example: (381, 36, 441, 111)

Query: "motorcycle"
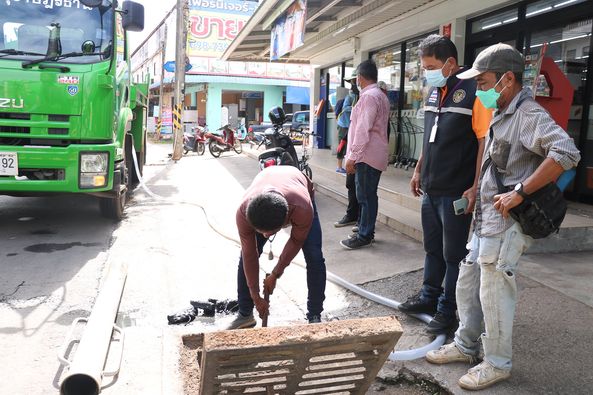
(206, 124, 243, 158)
(183, 125, 207, 156)
(258, 107, 313, 179)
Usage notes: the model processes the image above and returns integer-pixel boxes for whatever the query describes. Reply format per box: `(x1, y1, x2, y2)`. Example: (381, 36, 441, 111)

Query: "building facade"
(226, 0, 593, 203)
(131, 1, 310, 135)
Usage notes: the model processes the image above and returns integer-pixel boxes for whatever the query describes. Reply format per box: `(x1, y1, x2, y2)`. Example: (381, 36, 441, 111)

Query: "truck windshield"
(0, 1, 113, 64)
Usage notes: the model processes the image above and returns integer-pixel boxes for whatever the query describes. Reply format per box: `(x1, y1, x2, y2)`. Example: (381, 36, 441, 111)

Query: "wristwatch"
(514, 182, 528, 198)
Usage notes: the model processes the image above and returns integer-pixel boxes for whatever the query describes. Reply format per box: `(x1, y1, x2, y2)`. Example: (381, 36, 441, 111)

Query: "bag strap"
(480, 93, 530, 194)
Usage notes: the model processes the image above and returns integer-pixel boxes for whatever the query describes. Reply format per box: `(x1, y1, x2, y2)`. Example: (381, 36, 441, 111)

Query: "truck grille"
(0, 112, 30, 120)
(0, 113, 71, 139)
(0, 125, 30, 134)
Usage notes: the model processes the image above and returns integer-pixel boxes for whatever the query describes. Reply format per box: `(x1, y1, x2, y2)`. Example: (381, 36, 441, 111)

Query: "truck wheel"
(196, 142, 205, 156)
(99, 139, 132, 221)
(99, 191, 125, 220)
(209, 140, 222, 157)
(233, 139, 243, 154)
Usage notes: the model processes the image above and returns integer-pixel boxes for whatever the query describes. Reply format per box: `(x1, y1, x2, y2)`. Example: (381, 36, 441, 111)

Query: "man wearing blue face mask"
(425, 43, 580, 391)
(400, 35, 491, 336)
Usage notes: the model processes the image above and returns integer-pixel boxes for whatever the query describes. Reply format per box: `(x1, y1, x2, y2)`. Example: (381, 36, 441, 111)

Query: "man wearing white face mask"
(426, 43, 580, 391)
(400, 35, 491, 336)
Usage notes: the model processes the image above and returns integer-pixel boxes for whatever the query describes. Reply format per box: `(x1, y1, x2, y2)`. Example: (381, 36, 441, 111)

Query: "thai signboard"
(187, 0, 258, 58)
(186, 58, 311, 81)
(270, 0, 307, 61)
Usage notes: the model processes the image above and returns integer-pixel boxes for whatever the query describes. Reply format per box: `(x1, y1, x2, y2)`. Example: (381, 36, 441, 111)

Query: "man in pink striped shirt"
(341, 60, 390, 249)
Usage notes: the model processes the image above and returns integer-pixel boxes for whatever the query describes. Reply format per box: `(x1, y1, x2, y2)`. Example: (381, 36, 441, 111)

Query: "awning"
(286, 86, 310, 105)
(222, 0, 436, 62)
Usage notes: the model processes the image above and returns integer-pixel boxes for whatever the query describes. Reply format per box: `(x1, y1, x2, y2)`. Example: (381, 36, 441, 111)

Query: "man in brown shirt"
(227, 165, 327, 329)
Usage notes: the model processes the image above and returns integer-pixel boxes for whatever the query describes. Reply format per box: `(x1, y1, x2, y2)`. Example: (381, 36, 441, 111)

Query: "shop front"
(466, 0, 593, 200)
(224, 0, 593, 203)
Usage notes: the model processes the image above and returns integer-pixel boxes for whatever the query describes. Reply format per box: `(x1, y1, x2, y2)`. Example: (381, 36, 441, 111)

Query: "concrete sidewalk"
(242, 143, 593, 394)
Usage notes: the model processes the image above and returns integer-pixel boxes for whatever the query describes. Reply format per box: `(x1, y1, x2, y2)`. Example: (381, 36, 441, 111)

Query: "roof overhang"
(222, 0, 436, 63)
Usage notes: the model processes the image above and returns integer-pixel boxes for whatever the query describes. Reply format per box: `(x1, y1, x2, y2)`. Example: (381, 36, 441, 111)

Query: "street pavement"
(1, 141, 592, 394)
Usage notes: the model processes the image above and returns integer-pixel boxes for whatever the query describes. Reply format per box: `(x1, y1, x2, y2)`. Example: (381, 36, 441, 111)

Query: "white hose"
(130, 148, 446, 360)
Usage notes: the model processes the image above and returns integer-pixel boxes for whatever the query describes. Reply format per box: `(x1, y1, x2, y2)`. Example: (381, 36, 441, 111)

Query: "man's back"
(347, 84, 390, 171)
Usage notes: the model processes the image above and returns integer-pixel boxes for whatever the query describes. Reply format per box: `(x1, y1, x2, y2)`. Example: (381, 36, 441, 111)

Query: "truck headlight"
(80, 152, 108, 188)
(81, 153, 108, 173)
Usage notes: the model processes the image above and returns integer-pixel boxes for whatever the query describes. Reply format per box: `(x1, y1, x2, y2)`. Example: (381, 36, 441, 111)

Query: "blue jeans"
(237, 201, 326, 320)
(455, 223, 533, 370)
(354, 163, 382, 241)
(420, 194, 472, 318)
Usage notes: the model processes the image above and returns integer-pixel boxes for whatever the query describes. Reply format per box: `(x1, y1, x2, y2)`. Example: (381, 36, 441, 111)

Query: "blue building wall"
(186, 82, 285, 131)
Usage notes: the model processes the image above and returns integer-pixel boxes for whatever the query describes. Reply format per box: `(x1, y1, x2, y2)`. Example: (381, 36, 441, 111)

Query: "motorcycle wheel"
(196, 142, 205, 156)
(303, 164, 313, 180)
(183, 149, 189, 155)
(233, 139, 243, 154)
(209, 140, 222, 158)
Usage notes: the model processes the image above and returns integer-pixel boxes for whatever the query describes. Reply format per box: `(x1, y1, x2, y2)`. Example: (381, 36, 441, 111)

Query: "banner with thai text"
(187, 0, 258, 58)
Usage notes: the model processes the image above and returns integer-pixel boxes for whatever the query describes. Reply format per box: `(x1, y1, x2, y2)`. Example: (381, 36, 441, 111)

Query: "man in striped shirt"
(426, 43, 580, 391)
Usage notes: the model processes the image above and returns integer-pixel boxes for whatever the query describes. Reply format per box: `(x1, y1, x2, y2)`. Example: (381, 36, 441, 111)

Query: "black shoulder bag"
(482, 97, 567, 239)
(488, 159, 566, 239)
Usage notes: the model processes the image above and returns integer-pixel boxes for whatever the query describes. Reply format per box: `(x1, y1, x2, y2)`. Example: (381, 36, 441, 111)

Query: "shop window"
(404, 38, 429, 116)
(471, 8, 518, 33)
(528, 18, 592, 143)
(526, 0, 588, 19)
(327, 65, 342, 112)
(372, 45, 401, 111)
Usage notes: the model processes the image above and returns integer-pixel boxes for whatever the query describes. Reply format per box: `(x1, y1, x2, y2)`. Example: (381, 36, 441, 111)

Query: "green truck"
(0, 0, 147, 220)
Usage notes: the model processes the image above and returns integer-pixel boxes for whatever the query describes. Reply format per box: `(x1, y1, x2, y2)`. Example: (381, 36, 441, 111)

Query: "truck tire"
(99, 138, 132, 220)
(99, 189, 125, 220)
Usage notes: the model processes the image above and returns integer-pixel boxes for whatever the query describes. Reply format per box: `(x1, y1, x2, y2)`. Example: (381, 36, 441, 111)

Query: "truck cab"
(0, 0, 146, 220)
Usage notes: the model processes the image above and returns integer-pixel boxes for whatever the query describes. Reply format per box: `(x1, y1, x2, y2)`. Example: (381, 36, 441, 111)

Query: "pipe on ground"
(131, 149, 446, 360)
(59, 261, 127, 395)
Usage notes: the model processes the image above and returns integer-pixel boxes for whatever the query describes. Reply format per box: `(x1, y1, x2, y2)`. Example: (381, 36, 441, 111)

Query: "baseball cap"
(458, 43, 525, 80)
(343, 70, 357, 81)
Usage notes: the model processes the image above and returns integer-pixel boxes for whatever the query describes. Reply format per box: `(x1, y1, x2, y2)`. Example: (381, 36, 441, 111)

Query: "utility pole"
(172, 0, 188, 161)
(157, 24, 167, 141)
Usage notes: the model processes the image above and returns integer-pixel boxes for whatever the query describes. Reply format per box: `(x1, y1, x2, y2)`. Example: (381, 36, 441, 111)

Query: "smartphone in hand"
(453, 197, 469, 215)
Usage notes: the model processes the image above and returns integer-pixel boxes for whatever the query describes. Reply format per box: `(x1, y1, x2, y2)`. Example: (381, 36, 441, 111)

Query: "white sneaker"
(426, 342, 477, 365)
(458, 361, 510, 390)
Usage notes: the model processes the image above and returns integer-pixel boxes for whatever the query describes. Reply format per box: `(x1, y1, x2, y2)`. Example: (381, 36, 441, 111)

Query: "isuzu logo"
(0, 98, 24, 109)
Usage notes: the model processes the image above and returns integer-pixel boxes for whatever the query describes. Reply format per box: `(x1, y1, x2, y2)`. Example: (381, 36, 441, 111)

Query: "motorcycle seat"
(258, 147, 285, 160)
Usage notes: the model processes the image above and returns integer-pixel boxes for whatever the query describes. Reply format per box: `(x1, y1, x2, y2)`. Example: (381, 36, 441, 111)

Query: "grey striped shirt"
(475, 87, 581, 237)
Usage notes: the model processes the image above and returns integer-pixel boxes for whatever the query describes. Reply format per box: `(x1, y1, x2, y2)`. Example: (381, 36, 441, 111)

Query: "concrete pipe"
(58, 261, 127, 395)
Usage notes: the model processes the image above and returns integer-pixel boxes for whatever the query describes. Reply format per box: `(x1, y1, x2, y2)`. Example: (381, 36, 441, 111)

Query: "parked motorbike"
(183, 125, 207, 156)
(258, 107, 313, 179)
(206, 124, 243, 158)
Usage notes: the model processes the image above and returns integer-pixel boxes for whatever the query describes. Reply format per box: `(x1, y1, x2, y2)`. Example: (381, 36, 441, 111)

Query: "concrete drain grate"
(182, 316, 403, 394)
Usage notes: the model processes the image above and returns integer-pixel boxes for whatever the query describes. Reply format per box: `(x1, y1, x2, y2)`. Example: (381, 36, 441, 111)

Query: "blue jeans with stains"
(454, 222, 533, 371)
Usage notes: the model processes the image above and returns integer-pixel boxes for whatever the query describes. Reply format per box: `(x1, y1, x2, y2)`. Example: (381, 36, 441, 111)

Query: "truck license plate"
(0, 152, 18, 176)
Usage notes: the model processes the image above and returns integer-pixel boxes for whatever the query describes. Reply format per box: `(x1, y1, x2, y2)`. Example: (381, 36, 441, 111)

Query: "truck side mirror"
(122, 1, 144, 32)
